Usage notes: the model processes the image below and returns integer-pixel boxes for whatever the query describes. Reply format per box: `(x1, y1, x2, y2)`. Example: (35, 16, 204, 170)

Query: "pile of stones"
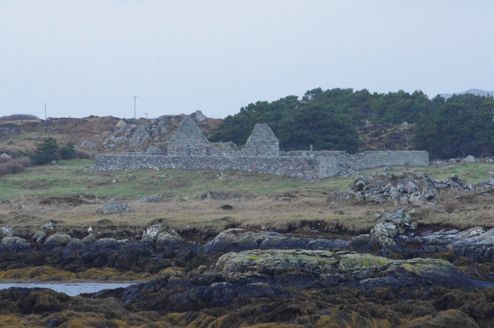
(369, 208, 415, 247)
(349, 170, 477, 205)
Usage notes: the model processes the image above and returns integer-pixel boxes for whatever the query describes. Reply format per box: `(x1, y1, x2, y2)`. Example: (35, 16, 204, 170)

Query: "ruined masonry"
(93, 117, 429, 180)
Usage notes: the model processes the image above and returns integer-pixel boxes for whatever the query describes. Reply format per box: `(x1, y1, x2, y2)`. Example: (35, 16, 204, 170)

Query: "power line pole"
(133, 96, 137, 119)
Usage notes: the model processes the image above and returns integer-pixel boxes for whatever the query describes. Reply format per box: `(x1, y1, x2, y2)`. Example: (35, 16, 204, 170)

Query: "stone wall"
(92, 150, 429, 180)
(93, 154, 323, 180)
(350, 151, 429, 170)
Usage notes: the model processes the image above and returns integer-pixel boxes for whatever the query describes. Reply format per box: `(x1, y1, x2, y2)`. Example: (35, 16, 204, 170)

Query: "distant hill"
(440, 89, 494, 99)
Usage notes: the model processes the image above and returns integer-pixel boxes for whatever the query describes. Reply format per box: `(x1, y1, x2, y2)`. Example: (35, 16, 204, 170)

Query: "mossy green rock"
(215, 250, 390, 281)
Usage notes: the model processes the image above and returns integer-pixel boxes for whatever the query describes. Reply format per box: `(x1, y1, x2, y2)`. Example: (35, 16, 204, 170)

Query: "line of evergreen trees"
(209, 88, 494, 159)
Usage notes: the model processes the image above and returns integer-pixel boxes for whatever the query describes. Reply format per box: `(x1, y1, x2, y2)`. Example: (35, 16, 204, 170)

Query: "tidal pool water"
(0, 282, 134, 296)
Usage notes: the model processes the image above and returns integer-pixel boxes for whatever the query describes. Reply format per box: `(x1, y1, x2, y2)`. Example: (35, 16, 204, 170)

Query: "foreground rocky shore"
(2, 211, 494, 327)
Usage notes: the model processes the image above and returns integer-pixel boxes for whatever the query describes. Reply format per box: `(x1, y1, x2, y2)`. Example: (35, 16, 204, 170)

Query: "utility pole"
(133, 96, 137, 119)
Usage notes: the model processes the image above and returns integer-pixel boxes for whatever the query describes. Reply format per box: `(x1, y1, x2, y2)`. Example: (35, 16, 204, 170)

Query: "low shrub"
(0, 114, 39, 121)
(0, 157, 32, 176)
(444, 200, 459, 214)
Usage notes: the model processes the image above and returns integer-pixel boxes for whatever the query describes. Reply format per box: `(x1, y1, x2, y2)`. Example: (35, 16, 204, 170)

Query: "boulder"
(97, 203, 130, 214)
(32, 231, 46, 243)
(0, 237, 31, 252)
(44, 234, 72, 247)
(129, 126, 150, 148)
(116, 119, 127, 128)
(156, 231, 185, 249)
(194, 110, 207, 122)
(204, 229, 280, 254)
(214, 250, 389, 282)
(141, 233, 155, 243)
(0, 226, 14, 239)
(0, 198, 5, 204)
(40, 221, 54, 231)
(1, 236, 28, 245)
(145, 224, 166, 237)
(370, 208, 410, 247)
(82, 234, 96, 244)
(138, 195, 161, 203)
(463, 155, 476, 163)
(95, 238, 118, 247)
(68, 238, 82, 247)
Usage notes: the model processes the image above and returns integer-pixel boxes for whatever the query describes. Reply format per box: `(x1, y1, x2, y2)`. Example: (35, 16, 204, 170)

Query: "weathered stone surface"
(129, 126, 151, 149)
(141, 233, 155, 243)
(167, 117, 213, 156)
(44, 234, 72, 247)
(145, 224, 166, 237)
(97, 203, 130, 214)
(205, 228, 349, 254)
(156, 231, 185, 249)
(194, 110, 207, 122)
(31, 231, 45, 243)
(40, 221, 54, 231)
(204, 229, 283, 254)
(241, 123, 279, 157)
(1, 236, 28, 245)
(370, 208, 410, 247)
(138, 195, 161, 203)
(82, 234, 96, 244)
(0, 226, 14, 239)
(350, 170, 475, 205)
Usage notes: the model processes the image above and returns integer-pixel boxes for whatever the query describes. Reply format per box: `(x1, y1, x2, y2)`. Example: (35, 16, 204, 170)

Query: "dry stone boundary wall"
(92, 150, 429, 180)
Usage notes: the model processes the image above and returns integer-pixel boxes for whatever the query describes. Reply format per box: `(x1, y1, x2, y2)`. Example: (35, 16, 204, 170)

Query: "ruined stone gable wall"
(240, 123, 279, 157)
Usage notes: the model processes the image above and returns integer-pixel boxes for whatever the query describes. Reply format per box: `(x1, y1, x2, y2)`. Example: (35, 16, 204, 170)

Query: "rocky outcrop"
(350, 170, 475, 205)
(97, 203, 130, 214)
(204, 228, 348, 254)
(44, 234, 72, 248)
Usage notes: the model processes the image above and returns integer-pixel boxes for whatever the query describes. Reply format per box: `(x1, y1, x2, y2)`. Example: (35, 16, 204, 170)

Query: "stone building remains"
(93, 117, 429, 180)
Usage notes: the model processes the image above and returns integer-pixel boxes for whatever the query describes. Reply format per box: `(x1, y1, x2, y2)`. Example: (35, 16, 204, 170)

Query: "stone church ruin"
(93, 116, 429, 180)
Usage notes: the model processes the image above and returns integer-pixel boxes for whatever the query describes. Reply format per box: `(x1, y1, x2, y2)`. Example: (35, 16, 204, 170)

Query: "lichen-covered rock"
(82, 234, 96, 244)
(97, 203, 130, 214)
(95, 238, 118, 247)
(1, 236, 28, 245)
(370, 208, 410, 247)
(44, 234, 72, 247)
(204, 229, 281, 254)
(205, 228, 349, 254)
(156, 231, 185, 249)
(141, 233, 155, 243)
(32, 231, 45, 243)
(68, 238, 82, 247)
(214, 250, 389, 282)
(0, 237, 31, 253)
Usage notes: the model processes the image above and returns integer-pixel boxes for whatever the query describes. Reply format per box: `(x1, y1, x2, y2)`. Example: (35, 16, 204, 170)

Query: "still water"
(0, 282, 134, 296)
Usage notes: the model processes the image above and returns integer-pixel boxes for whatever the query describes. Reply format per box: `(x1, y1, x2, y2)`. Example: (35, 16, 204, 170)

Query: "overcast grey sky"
(1, 1, 493, 119)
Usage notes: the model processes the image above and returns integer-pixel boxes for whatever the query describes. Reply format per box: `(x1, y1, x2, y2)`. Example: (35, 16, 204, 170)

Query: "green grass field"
(0, 159, 492, 200)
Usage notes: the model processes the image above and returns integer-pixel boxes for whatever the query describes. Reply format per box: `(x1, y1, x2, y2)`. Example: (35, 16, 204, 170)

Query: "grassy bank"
(0, 159, 492, 200)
